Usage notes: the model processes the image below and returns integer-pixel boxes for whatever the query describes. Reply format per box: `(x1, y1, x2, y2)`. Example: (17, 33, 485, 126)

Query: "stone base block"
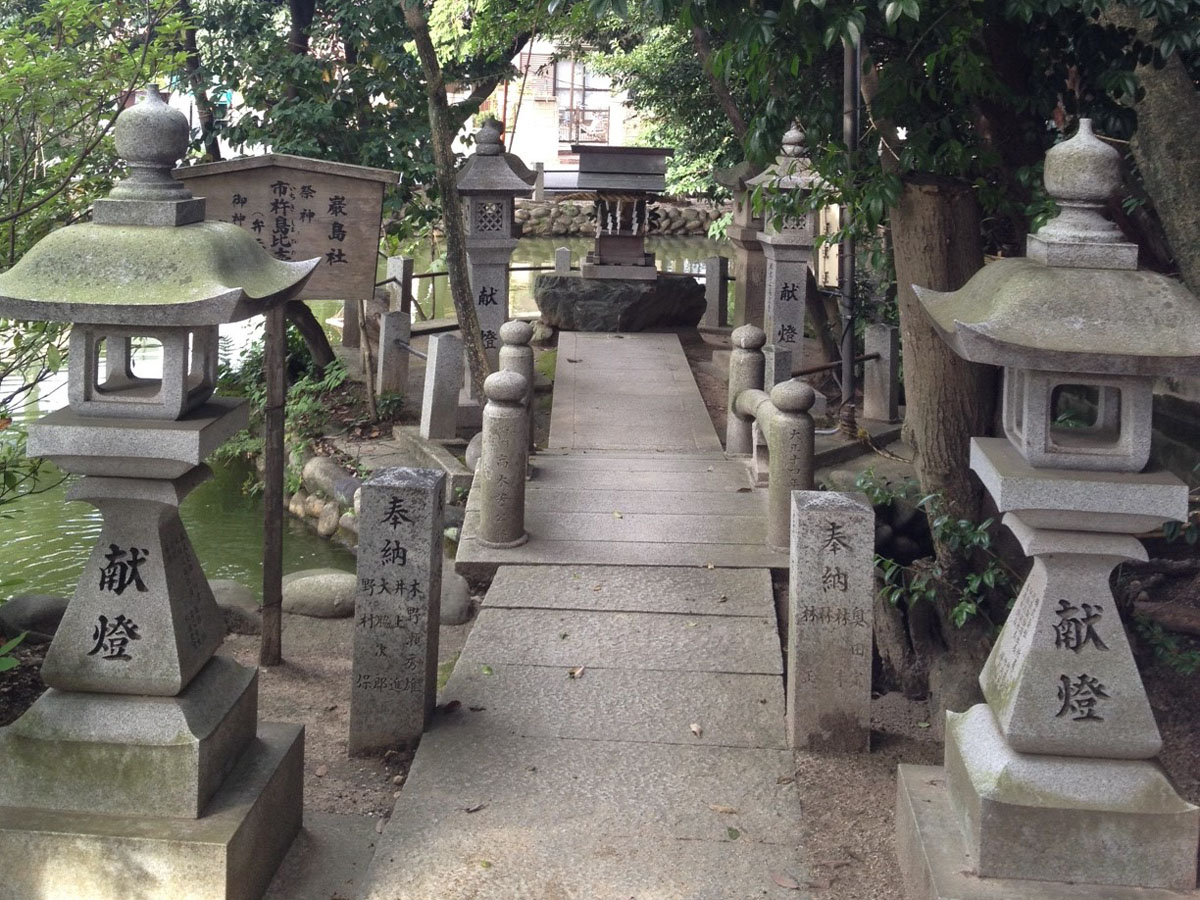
(945, 705, 1198, 891)
(0, 722, 303, 900)
(0, 657, 257, 818)
(897, 764, 1199, 900)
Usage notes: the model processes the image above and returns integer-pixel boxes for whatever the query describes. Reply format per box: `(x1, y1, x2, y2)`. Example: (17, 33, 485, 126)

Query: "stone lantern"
(898, 120, 1200, 897)
(455, 117, 534, 371)
(715, 160, 767, 328)
(747, 125, 823, 387)
(0, 86, 317, 898)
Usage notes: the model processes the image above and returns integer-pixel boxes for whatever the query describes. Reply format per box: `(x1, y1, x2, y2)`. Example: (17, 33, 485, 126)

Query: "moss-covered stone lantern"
(0, 85, 318, 900)
(897, 119, 1200, 897)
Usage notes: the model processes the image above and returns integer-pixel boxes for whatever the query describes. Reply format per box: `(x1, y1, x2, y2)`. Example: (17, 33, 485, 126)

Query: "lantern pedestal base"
(0, 721, 303, 900)
(896, 762, 1198, 900)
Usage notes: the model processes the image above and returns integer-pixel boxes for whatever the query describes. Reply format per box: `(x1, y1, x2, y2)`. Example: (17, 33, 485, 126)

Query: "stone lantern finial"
(94, 85, 204, 226)
(781, 123, 807, 159)
(1027, 118, 1134, 268)
(476, 118, 504, 156)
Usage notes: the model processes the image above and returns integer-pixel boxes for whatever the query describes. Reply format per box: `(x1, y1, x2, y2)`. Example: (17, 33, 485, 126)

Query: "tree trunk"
(1101, 7, 1200, 294)
(402, 0, 490, 399)
(179, 0, 222, 160)
(285, 300, 335, 371)
(883, 175, 999, 714)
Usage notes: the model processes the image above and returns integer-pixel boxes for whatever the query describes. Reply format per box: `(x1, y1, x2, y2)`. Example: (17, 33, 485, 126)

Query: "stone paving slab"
(462, 607, 782, 675)
(519, 510, 768, 544)
(363, 817, 809, 900)
(531, 452, 738, 472)
(384, 726, 800, 840)
(485, 565, 772, 617)
(510, 486, 765, 516)
(438, 663, 786, 749)
(456, 523, 789, 578)
(524, 465, 754, 492)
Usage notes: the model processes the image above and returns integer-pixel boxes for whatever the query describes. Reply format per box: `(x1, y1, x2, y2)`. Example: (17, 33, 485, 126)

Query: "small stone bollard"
(765, 379, 815, 551)
(477, 370, 529, 548)
(788, 491, 873, 752)
(499, 320, 535, 451)
(701, 256, 729, 328)
(554, 246, 571, 273)
(375, 310, 411, 397)
(385, 256, 415, 313)
(726, 324, 766, 456)
(863, 323, 899, 422)
(349, 467, 445, 756)
(420, 333, 463, 441)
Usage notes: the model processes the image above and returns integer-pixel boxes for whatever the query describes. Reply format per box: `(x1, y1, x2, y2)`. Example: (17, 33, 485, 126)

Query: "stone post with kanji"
(788, 492, 873, 752)
(349, 468, 445, 756)
(456, 118, 533, 374)
(897, 119, 1200, 896)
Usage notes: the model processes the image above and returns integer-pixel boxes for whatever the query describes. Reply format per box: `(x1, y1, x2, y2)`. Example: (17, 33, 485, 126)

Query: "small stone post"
(788, 491, 874, 752)
(534, 162, 546, 201)
(701, 256, 729, 328)
(726, 325, 766, 456)
(764, 379, 815, 551)
(499, 320, 535, 451)
(716, 162, 767, 328)
(375, 310, 411, 397)
(477, 370, 529, 548)
(385, 256, 415, 314)
(863, 323, 899, 422)
(349, 467, 445, 756)
(554, 246, 571, 273)
(420, 333, 463, 441)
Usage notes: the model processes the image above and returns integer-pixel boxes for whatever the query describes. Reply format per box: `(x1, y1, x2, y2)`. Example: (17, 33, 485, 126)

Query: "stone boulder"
(0, 594, 69, 644)
(533, 274, 707, 332)
(440, 563, 473, 626)
(282, 568, 357, 618)
(209, 579, 261, 635)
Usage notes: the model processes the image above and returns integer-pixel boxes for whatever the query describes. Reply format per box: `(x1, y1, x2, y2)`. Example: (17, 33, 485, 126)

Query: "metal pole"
(840, 38, 861, 410)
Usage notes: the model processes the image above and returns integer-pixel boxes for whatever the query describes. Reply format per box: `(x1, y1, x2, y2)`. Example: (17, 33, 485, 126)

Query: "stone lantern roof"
(914, 119, 1200, 377)
(455, 118, 535, 196)
(0, 85, 317, 326)
(745, 124, 823, 192)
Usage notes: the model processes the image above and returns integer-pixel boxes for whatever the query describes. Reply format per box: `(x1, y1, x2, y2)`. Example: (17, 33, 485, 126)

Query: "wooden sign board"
(176, 154, 397, 346)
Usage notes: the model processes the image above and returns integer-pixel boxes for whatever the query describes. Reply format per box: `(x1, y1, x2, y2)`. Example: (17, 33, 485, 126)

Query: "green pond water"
(1, 236, 725, 602)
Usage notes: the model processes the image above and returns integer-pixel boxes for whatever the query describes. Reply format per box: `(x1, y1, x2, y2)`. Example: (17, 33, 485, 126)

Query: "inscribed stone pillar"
(420, 333, 463, 441)
(701, 255, 729, 328)
(759, 236, 812, 386)
(350, 468, 445, 755)
(464, 240, 515, 372)
(554, 246, 571, 273)
(788, 491, 873, 752)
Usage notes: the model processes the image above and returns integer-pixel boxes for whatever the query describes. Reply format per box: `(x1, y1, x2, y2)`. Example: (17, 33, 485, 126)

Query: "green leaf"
(0, 632, 26, 657)
(0, 657, 18, 673)
(726, 827, 740, 840)
(885, 1, 902, 25)
(481, 664, 494, 676)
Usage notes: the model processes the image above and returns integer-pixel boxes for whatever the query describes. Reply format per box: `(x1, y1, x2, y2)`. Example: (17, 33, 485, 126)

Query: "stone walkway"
(456, 332, 788, 577)
(361, 332, 806, 899)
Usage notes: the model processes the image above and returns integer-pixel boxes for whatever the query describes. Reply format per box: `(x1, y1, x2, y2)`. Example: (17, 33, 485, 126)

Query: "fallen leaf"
(566, 358, 581, 363)
(437, 700, 462, 714)
(690, 722, 703, 737)
(777, 776, 795, 785)
(805, 878, 832, 890)
(568, 666, 586, 679)
(736, 487, 753, 493)
(478, 860, 493, 869)
(709, 804, 738, 815)
(469, 706, 487, 712)
(315, 764, 328, 777)
(705, 563, 715, 569)
(718, 594, 727, 602)
(726, 827, 740, 840)
(686, 621, 697, 628)
(916, 721, 931, 728)
(481, 665, 494, 676)
(592, 584, 604, 591)
(559, 632, 569, 639)
(613, 511, 623, 519)
(706, 466, 714, 472)
(464, 801, 489, 813)
(770, 871, 802, 890)
(375, 818, 386, 834)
